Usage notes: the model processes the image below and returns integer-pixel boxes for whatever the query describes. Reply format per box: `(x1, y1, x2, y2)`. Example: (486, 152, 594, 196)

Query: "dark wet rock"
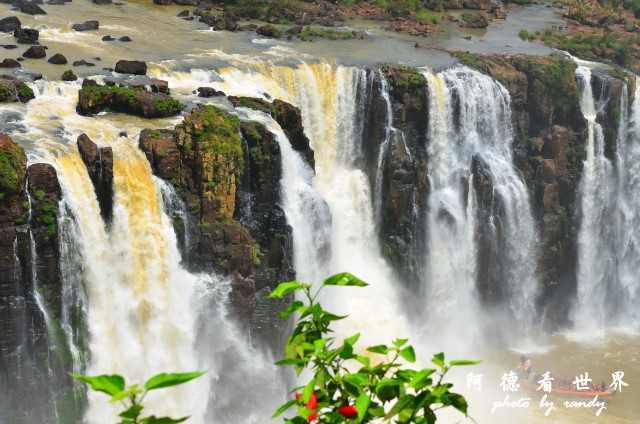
(93, 0, 112, 4)
(104, 76, 169, 94)
(82, 78, 98, 87)
(14, 27, 38, 44)
(286, 25, 303, 35)
(61, 70, 77, 81)
(114, 59, 146, 75)
(22, 45, 45, 58)
(77, 82, 183, 118)
(0, 132, 70, 424)
(72, 59, 95, 66)
(312, 16, 334, 27)
(199, 13, 238, 31)
(47, 53, 66, 64)
(0, 58, 21, 68)
(15, 1, 47, 15)
(137, 105, 297, 320)
(0, 16, 21, 32)
(228, 96, 314, 168)
(459, 12, 490, 28)
(0, 75, 36, 103)
(177, 9, 189, 17)
(46, 0, 66, 5)
(77, 133, 114, 222)
(197, 86, 224, 97)
(119, 131, 127, 137)
(72, 20, 99, 31)
(2, 44, 19, 49)
(102, 35, 115, 41)
(118, 35, 132, 42)
(256, 24, 281, 38)
(126, 78, 169, 94)
(16, 57, 24, 61)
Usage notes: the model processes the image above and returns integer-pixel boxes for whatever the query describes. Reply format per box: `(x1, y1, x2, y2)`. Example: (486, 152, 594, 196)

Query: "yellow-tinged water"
(1, 3, 639, 421)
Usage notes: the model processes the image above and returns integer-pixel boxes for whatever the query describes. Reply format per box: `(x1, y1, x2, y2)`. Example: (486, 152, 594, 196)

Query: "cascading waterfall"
(574, 66, 617, 330)
(574, 67, 640, 331)
(7, 78, 285, 423)
(217, 63, 411, 348)
(615, 78, 640, 328)
(155, 176, 192, 255)
(423, 67, 540, 343)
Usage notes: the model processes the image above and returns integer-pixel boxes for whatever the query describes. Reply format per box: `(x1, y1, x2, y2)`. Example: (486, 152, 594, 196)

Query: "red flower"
(307, 393, 317, 412)
(295, 392, 317, 411)
(338, 405, 357, 419)
(295, 392, 319, 421)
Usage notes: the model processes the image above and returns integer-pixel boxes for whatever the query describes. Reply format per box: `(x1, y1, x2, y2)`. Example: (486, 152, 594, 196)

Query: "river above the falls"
(1, 1, 639, 423)
(0, 1, 564, 80)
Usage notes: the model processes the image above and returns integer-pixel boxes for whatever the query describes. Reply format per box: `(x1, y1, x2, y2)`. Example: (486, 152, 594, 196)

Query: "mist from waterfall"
(574, 66, 640, 331)
(615, 78, 640, 329)
(574, 67, 617, 330)
(422, 67, 541, 347)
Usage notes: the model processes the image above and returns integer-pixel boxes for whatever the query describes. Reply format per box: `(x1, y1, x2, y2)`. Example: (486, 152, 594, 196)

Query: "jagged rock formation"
(228, 96, 315, 168)
(0, 134, 72, 423)
(76, 133, 114, 222)
(76, 79, 183, 118)
(139, 105, 296, 320)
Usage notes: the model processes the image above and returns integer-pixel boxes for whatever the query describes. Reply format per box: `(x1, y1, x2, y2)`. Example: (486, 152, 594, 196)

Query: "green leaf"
(344, 333, 360, 346)
(119, 404, 143, 419)
(323, 272, 368, 287)
(408, 368, 435, 390)
(375, 378, 401, 402)
(274, 358, 307, 366)
(280, 300, 305, 319)
(356, 394, 371, 422)
(450, 360, 482, 366)
(272, 399, 297, 418)
(267, 281, 305, 298)
(355, 355, 370, 367)
(443, 393, 468, 415)
(69, 373, 125, 397)
(385, 395, 414, 420)
(432, 352, 445, 368)
(343, 373, 368, 387)
(366, 345, 389, 355)
(110, 389, 134, 403)
(302, 378, 315, 403)
(393, 338, 408, 347)
(141, 416, 188, 424)
(144, 371, 205, 391)
(399, 346, 416, 363)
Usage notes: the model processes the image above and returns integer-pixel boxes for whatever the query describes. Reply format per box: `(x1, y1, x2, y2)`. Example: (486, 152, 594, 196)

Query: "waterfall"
(155, 176, 192, 255)
(615, 79, 640, 328)
(574, 67, 617, 330)
(423, 67, 540, 343)
(218, 63, 411, 347)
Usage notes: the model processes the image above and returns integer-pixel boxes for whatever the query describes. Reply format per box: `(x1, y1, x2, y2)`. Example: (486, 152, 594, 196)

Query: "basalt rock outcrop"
(76, 80, 183, 118)
(376, 65, 429, 286)
(227, 96, 315, 168)
(0, 75, 34, 103)
(0, 134, 71, 423)
(76, 133, 114, 222)
(138, 105, 297, 322)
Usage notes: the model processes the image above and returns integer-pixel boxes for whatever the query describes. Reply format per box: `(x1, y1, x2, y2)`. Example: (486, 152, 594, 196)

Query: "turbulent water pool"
(1, 1, 639, 423)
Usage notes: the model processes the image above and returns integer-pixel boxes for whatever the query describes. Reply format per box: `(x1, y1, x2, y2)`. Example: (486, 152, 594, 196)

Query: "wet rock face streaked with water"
(1, 1, 640, 424)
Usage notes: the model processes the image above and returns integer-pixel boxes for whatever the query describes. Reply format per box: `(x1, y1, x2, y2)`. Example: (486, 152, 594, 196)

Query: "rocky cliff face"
(0, 134, 75, 423)
(378, 54, 632, 327)
(138, 104, 300, 324)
